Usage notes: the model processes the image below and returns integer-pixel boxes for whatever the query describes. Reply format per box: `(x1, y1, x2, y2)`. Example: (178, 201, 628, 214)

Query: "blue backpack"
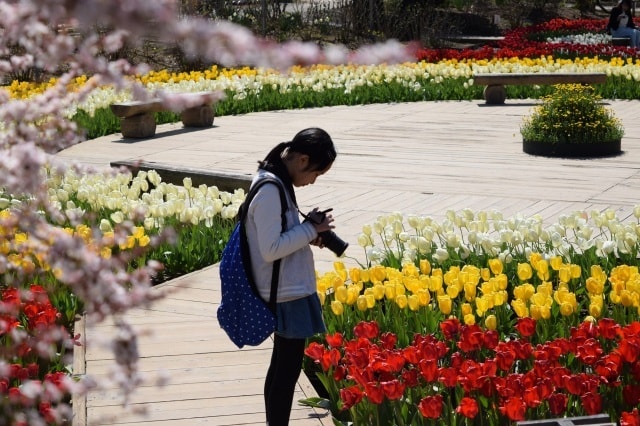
(217, 177, 287, 348)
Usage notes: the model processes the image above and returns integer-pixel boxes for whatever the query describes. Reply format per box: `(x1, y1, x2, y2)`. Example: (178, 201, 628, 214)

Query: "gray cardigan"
(245, 171, 319, 302)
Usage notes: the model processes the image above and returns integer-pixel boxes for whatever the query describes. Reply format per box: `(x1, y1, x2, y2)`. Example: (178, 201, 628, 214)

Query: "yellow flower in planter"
(517, 262, 533, 281)
(521, 84, 624, 157)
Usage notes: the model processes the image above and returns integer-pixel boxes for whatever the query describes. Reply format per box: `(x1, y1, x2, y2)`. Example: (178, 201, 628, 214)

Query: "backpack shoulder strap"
(239, 177, 287, 313)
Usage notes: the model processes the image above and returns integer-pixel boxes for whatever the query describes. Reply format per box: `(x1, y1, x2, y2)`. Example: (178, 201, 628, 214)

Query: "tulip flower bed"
(1, 167, 241, 327)
(0, 285, 77, 423)
(305, 208, 640, 424)
(4, 19, 640, 140)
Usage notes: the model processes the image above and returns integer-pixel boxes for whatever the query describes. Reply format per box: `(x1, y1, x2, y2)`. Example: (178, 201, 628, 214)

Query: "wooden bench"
(516, 413, 613, 426)
(473, 72, 607, 104)
(110, 91, 217, 138)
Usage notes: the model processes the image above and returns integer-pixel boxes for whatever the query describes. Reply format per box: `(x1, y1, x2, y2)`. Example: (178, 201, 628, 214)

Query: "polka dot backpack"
(217, 177, 287, 348)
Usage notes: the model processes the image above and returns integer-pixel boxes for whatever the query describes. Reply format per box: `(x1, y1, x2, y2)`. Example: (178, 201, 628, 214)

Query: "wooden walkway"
(60, 99, 640, 425)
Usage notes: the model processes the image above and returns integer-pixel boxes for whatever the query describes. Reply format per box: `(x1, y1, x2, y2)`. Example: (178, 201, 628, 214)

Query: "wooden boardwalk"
(60, 99, 640, 425)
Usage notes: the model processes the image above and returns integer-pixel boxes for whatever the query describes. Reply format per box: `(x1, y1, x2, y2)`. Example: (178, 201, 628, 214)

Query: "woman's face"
(289, 154, 332, 187)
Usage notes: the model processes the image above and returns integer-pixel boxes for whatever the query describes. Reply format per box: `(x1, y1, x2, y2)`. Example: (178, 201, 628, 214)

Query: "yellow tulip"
(317, 291, 326, 305)
(369, 265, 386, 282)
(586, 276, 604, 295)
(396, 294, 408, 309)
(517, 263, 533, 281)
(331, 300, 344, 316)
(488, 258, 503, 275)
(365, 293, 376, 309)
(530, 304, 543, 320)
(511, 299, 529, 318)
(514, 283, 535, 301)
(403, 263, 419, 278)
(537, 282, 553, 297)
(446, 283, 460, 299)
(373, 283, 385, 300)
(346, 286, 359, 305)
(408, 294, 420, 311)
(463, 281, 477, 302)
(621, 290, 634, 307)
(558, 265, 571, 283)
(417, 289, 430, 306)
(550, 256, 563, 271)
(559, 302, 574, 316)
(356, 295, 368, 311)
(385, 283, 396, 300)
(495, 274, 508, 290)
(419, 259, 431, 275)
(493, 291, 508, 307)
(349, 267, 362, 283)
(484, 314, 497, 330)
(480, 267, 491, 281)
(429, 275, 443, 292)
(475, 296, 492, 315)
(536, 259, 550, 281)
(461, 303, 472, 316)
(463, 313, 476, 325)
(529, 252, 542, 265)
(437, 295, 452, 315)
(335, 285, 348, 303)
(570, 264, 581, 279)
(540, 305, 551, 320)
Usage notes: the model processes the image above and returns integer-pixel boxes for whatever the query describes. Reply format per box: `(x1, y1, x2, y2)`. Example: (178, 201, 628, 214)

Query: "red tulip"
(547, 392, 568, 416)
(325, 332, 344, 348)
(439, 318, 460, 340)
(456, 396, 479, 419)
(418, 394, 443, 419)
(339, 385, 363, 410)
(621, 408, 640, 426)
(598, 318, 621, 340)
(379, 332, 397, 350)
(581, 391, 602, 415)
(515, 317, 536, 338)
(381, 379, 405, 400)
(418, 358, 438, 382)
(499, 396, 526, 421)
(353, 321, 379, 339)
(624, 384, 640, 406)
(364, 382, 384, 404)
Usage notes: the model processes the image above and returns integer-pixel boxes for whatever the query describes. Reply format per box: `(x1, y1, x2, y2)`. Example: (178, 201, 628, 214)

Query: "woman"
(245, 128, 337, 425)
(608, 0, 640, 48)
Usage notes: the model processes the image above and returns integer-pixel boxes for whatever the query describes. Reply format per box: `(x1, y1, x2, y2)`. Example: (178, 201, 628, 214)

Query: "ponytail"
(258, 141, 290, 169)
(258, 128, 336, 172)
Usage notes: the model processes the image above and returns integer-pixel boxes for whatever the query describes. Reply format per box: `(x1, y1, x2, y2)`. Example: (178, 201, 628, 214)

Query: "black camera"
(304, 208, 349, 257)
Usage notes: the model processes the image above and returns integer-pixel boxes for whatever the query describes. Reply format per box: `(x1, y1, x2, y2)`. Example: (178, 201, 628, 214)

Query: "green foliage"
(520, 84, 625, 144)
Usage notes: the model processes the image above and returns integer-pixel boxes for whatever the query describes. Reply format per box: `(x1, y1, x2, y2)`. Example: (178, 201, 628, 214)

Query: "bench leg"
(120, 113, 157, 138)
(484, 85, 506, 105)
(181, 105, 214, 127)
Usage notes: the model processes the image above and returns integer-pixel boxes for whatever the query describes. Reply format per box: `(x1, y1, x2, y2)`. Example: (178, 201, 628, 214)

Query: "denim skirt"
(276, 293, 326, 339)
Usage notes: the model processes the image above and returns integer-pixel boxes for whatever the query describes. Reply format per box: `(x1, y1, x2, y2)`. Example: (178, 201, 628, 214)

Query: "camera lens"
(319, 230, 349, 257)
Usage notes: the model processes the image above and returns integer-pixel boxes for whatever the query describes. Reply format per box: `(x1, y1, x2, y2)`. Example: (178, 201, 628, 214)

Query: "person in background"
(608, 0, 640, 48)
(245, 128, 337, 425)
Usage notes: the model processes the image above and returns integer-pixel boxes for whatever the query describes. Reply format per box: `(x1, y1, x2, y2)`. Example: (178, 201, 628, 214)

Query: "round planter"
(523, 139, 622, 158)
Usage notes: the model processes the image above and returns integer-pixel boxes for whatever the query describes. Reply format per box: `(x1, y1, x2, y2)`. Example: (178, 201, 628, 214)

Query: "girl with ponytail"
(244, 128, 337, 425)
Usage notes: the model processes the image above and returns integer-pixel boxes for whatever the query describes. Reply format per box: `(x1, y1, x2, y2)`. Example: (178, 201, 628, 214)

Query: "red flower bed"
(0, 285, 76, 424)
(306, 318, 640, 424)
(416, 18, 638, 62)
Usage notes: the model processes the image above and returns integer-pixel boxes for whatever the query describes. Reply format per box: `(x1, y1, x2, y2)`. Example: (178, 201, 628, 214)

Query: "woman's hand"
(307, 207, 335, 233)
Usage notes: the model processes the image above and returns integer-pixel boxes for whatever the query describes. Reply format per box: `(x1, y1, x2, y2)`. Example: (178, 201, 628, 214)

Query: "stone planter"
(523, 139, 622, 158)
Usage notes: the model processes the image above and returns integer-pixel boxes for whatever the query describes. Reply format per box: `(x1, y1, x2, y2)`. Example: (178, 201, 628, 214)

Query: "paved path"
(60, 99, 640, 425)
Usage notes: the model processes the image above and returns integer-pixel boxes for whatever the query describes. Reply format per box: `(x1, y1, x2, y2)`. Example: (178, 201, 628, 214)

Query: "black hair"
(257, 128, 336, 206)
(258, 128, 336, 173)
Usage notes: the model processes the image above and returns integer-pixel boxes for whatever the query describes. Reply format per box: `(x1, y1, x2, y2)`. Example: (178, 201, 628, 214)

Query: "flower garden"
(3, 15, 640, 425)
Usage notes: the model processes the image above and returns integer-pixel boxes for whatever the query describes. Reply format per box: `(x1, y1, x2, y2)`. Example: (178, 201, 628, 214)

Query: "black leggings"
(264, 334, 306, 426)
